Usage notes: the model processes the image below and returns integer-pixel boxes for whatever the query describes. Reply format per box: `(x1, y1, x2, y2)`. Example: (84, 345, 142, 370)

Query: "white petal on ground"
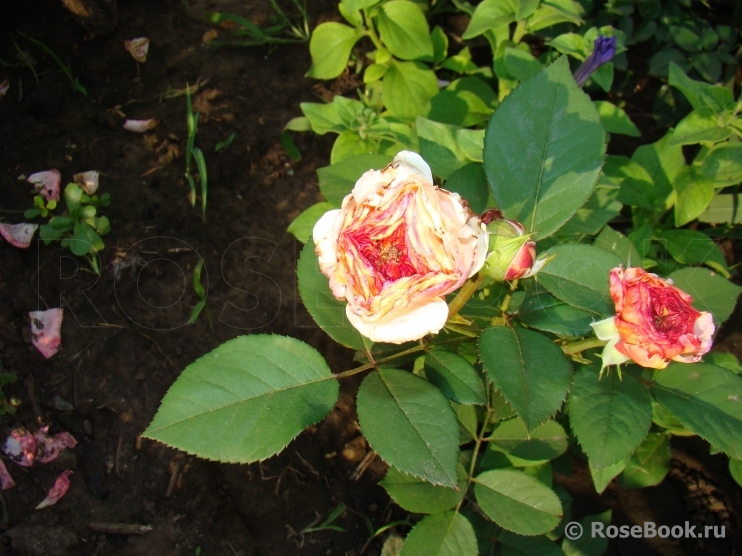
(27, 169, 61, 201)
(2, 427, 36, 467)
(73, 170, 99, 195)
(34, 426, 77, 464)
(0, 458, 15, 490)
(346, 298, 449, 344)
(123, 119, 158, 132)
(35, 470, 73, 509)
(0, 223, 38, 248)
(124, 37, 150, 63)
(29, 308, 64, 359)
(0, 79, 9, 100)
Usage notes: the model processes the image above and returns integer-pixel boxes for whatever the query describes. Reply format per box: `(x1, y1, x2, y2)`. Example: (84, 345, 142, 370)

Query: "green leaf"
(484, 57, 604, 239)
(602, 155, 656, 210)
(525, 0, 583, 32)
(381, 465, 466, 514)
(287, 202, 336, 243)
(618, 432, 671, 489)
(561, 510, 610, 555)
(504, 47, 543, 81)
(705, 352, 742, 375)
(443, 163, 489, 214)
(515, 0, 541, 20)
(357, 368, 460, 487)
(653, 363, 742, 460)
(594, 101, 640, 137)
(673, 167, 715, 226)
(697, 194, 742, 224)
(568, 365, 652, 469)
(300, 102, 345, 135)
(317, 154, 393, 205)
(479, 327, 573, 431)
(546, 33, 586, 58)
(594, 226, 642, 267)
(306, 22, 361, 79)
(431, 26, 448, 64)
(364, 63, 388, 83)
(399, 511, 478, 556)
(489, 418, 568, 465)
(538, 244, 622, 318)
(417, 118, 484, 179)
(657, 229, 730, 278)
(669, 107, 731, 146)
(72, 222, 103, 255)
(330, 130, 376, 164)
(729, 459, 742, 487)
(499, 530, 564, 556)
(463, 0, 517, 39)
(383, 60, 439, 121)
(667, 266, 742, 326)
(699, 143, 742, 187)
(556, 186, 622, 237)
(143, 336, 338, 462)
(589, 457, 628, 494)
(377, 1, 433, 61)
(425, 350, 486, 405)
(668, 62, 715, 110)
(297, 241, 367, 350)
(474, 469, 562, 536)
(516, 293, 595, 338)
(631, 131, 685, 200)
(428, 90, 493, 127)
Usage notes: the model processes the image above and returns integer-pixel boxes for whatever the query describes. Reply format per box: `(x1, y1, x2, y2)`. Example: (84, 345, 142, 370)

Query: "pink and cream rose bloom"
(312, 151, 488, 344)
(592, 267, 715, 370)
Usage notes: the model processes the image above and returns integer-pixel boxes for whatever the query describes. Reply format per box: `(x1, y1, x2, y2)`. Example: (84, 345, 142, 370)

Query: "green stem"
(456, 407, 493, 512)
(562, 337, 607, 356)
(512, 20, 527, 43)
(447, 272, 486, 321)
(332, 336, 468, 380)
(498, 279, 519, 314)
(362, 10, 384, 51)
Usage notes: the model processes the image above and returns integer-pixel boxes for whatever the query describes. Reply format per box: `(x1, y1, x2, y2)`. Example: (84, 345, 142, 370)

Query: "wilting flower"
(573, 35, 617, 87)
(591, 267, 714, 370)
(313, 151, 488, 344)
(481, 216, 548, 281)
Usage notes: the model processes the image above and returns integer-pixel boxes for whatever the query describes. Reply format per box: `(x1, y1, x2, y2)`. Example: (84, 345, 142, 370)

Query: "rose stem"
(447, 272, 488, 321)
(455, 405, 494, 512)
(562, 337, 608, 356)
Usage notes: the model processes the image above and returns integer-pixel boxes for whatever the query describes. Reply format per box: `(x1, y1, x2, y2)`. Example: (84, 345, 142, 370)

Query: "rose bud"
(591, 267, 715, 370)
(482, 219, 548, 281)
(312, 151, 488, 344)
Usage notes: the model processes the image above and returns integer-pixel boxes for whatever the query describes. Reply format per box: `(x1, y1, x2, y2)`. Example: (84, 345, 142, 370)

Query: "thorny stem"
(455, 407, 493, 512)
(562, 337, 608, 355)
(331, 336, 469, 380)
(447, 272, 487, 321)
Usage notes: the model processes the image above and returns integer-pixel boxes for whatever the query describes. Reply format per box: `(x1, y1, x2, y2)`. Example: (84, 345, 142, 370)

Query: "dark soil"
(0, 1, 740, 555)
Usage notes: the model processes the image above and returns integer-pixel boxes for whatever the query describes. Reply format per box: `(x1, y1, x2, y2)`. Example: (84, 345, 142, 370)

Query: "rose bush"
(592, 267, 715, 370)
(312, 151, 488, 344)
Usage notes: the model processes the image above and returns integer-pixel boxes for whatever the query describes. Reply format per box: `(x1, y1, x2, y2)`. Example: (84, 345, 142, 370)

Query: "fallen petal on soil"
(34, 426, 78, 464)
(124, 119, 157, 132)
(0, 458, 16, 489)
(29, 308, 64, 359)
(27, 169, 61, 201)
(3, 427, 37, 467)
(0, 79, 9, 100)
(124, 37, 149, 63)
(0, 222, 38, 248)
(36, 470, 72, 509)
(73, 170, 99, 195)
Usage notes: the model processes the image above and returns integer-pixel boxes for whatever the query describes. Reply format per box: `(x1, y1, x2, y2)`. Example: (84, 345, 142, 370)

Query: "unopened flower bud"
(483, 219, 538, 281)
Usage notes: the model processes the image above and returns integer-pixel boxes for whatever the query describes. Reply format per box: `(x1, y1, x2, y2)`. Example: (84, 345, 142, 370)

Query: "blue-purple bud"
(573, 35, 617, 87)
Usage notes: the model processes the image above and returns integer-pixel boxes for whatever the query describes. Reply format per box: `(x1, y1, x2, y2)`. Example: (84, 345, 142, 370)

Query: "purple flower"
(573, 35, 617, 87)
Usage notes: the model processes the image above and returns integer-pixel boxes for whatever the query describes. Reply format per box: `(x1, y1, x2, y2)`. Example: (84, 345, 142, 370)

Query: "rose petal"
(0, 458, 15, 490)
(0, 79, 9, 100)
(3, 427, 37, 467)
(29, 308, 64, 359)
(34, 427, 77, 464)
(124, 119, 157, 133)
(124, 37, 149, 63)
(346, 298, 449, 344)
(0, 222, 38, 248)
(35, 470, 72, 509)
(27, 170, 61, 202)
(392, 150, 434, 184)
(73, 170, 99, 195)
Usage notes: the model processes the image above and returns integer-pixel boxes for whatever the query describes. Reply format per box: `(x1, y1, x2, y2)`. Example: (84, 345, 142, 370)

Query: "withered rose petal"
(3, 427, 36, 467)
(27, 170, 61, 202)
(29, 308, 64, 359)
(0, 223, 38, 248)
(0, 458, 15, 490)
(124, 37, 149, 63)
(35, 470, 72, 509)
